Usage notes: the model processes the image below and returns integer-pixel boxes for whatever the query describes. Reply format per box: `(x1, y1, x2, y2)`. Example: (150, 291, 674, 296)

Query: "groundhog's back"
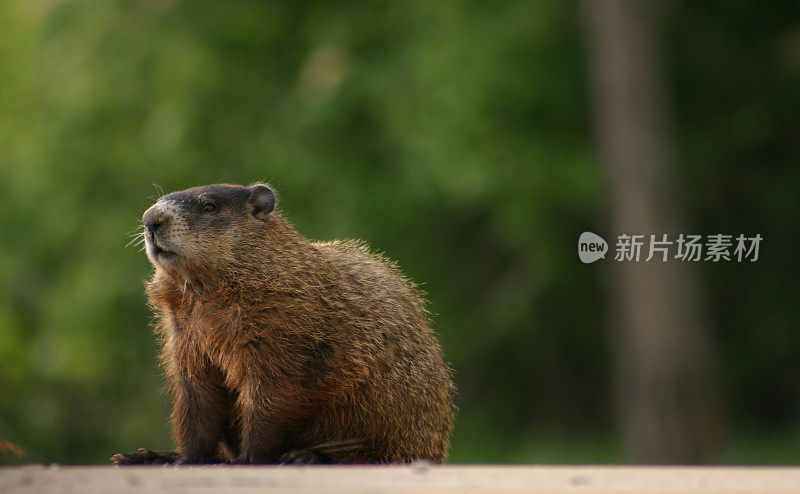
(308, 239, 455, 462)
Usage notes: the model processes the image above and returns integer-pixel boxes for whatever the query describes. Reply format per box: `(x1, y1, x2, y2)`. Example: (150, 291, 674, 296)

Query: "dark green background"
(1, 0, 799, 464)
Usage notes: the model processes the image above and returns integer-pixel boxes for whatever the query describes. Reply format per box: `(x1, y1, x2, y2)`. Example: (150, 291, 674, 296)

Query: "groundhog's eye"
(202, 202, 216, 213)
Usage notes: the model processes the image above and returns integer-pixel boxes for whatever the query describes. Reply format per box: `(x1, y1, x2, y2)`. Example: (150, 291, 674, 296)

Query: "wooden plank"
(2, 465, 800, 494)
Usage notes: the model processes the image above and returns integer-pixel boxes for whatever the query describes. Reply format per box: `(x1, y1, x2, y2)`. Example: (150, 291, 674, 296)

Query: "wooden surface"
(3, 464, 800, 493)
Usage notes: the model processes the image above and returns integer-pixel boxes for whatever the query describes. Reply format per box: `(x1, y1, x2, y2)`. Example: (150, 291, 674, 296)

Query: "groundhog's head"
(142, 183, 277, 285)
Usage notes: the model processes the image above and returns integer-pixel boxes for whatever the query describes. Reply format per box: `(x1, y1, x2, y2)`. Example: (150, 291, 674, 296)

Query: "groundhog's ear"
(246, 184, 276, 220)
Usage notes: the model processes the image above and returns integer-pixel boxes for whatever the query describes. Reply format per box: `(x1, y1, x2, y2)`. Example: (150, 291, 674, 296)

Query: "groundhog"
(111, 183, 455, 465)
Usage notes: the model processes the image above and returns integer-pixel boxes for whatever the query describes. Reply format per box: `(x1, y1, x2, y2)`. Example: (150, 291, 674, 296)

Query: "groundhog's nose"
(143, 206, 168, 233)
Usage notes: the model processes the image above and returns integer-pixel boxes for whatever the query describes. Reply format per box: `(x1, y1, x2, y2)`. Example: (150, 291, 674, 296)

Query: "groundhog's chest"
(166, 293, 320, 364)
(161, 293, 257, 358)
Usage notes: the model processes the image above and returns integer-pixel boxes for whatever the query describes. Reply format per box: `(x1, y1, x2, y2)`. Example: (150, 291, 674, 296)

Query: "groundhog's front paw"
(110, 448, 179, 465)
(279, 448, 324, 465)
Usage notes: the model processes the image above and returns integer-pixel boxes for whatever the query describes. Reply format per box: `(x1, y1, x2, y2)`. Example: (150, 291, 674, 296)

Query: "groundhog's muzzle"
(142, 203, 179, 261)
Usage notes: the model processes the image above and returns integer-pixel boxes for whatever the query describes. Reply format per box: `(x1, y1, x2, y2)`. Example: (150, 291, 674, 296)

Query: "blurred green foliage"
(0, 0, 799, 464)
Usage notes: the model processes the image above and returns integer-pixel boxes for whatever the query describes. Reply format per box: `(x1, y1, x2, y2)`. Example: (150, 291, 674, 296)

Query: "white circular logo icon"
(578, 232, 608, 263)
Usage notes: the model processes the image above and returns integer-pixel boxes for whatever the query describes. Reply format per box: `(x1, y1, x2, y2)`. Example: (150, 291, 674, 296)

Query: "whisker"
(125, 220, 147, 249)
(126, 232, 146, 248)
(126, 225, 145, 237)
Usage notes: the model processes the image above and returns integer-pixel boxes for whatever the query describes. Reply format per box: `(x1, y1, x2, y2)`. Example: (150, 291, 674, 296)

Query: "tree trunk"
(583, 0, 723, 462)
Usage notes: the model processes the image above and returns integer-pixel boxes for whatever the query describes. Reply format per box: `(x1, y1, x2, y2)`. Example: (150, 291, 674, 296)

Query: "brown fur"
(113, 183, 455, 465)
